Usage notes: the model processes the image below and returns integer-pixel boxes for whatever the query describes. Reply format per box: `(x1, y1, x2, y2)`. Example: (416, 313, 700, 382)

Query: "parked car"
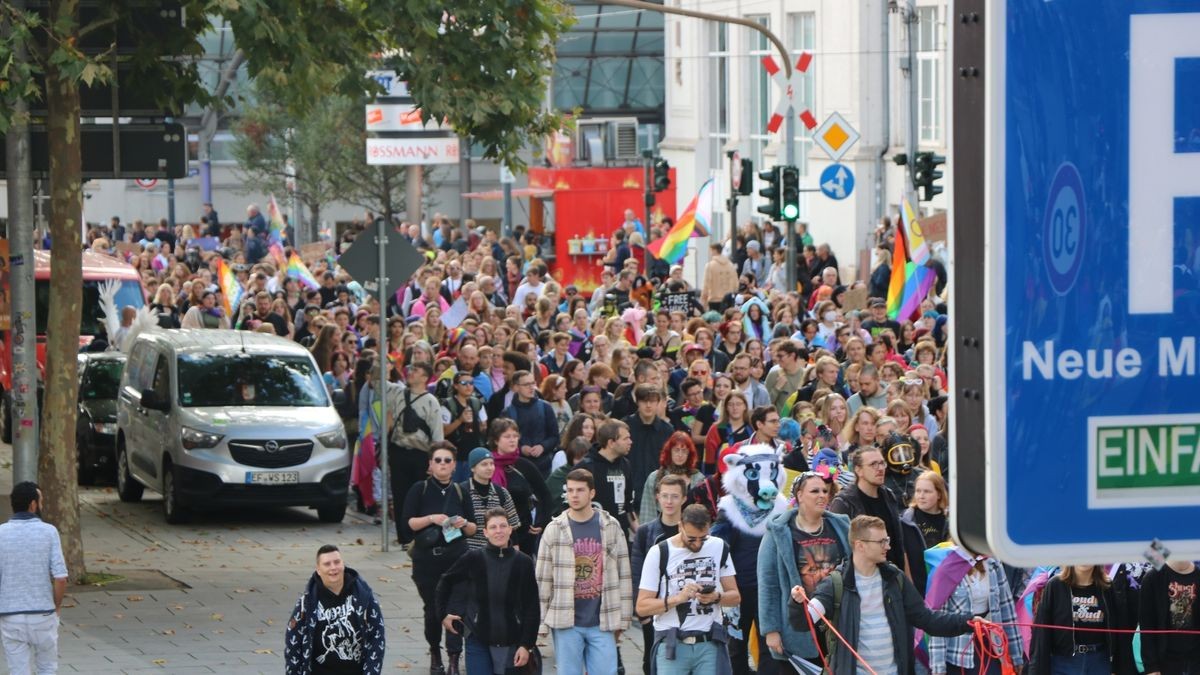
(115, 329, 349, 524)
(76, 352, 126, 484)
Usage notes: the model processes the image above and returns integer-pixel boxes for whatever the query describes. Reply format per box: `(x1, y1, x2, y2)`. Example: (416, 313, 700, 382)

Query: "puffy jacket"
(791, 559, 972, 675)
(284, 568, 384, 675)
(757, 509, 851, 661)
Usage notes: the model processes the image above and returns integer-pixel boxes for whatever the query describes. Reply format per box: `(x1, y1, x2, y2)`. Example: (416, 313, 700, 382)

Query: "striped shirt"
(856, 570, 897, 675)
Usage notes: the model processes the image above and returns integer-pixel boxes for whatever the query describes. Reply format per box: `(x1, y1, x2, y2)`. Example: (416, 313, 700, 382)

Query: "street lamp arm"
(593, 0, 794, 76)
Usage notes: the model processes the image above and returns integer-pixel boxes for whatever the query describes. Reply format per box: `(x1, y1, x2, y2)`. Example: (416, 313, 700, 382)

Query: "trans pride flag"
(647, 178, 713, 265)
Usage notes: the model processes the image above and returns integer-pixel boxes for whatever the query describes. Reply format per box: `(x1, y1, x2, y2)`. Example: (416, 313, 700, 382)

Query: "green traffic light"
(782, 204, 799, 220)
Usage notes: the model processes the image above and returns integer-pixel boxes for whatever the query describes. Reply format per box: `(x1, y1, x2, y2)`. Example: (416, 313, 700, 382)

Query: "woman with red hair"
(637, 431, 704, 524)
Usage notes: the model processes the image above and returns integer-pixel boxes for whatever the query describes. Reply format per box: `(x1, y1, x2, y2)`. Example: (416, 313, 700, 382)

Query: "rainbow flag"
(268, 242, 287, 270)
(901, 193, 930, 265)
(886, 220, 909, 318)
(266, 194, 287, 246)
(286, 252, 321, 290)
(216, 258, 244, 317)
(647, 178, 714, 265)
(886, 208, 937, 321)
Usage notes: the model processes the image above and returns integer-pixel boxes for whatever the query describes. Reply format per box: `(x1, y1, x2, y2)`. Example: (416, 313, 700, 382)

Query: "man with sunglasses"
(791, 515, 980, 675)
(636, 504, 740, 674)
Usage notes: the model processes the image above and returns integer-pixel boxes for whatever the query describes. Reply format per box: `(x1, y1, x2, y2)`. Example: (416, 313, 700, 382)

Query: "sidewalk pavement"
(0, 444, 646, 673)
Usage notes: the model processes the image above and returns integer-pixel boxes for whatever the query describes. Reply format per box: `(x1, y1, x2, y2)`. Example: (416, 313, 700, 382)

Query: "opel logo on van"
(264, 440, 280, 453)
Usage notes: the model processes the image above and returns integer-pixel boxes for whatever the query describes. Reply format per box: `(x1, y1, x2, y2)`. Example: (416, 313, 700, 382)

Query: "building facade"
(661, 0, 949, 282)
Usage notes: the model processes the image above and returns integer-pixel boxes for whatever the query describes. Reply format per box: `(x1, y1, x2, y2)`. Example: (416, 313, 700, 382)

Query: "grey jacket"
(790, 560, 972, 675)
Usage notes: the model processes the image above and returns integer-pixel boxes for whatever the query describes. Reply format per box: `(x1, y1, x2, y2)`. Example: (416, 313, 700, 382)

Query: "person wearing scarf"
(487, 419, 550, 553)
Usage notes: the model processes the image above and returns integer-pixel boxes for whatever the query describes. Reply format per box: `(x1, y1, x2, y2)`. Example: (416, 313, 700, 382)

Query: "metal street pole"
(785, 113, 797, 293)
(5, 0, 39, 482)
(376, 217, 390, 553)
(502, 164, 514, 239)
(167, 178, 177, 230)
(904, 3, 919, 191)
(642, 151, 654, 253)
(406, 166, 424, 238)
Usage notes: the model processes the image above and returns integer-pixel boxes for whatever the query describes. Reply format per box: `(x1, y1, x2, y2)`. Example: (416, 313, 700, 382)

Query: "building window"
(916, 6, 943, 144)
(708, 21, 730, 169)
(747, 15, 771, 176)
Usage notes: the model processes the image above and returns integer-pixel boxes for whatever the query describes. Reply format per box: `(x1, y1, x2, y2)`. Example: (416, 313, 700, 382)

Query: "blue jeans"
(551, 625, 617, 675)
(1050, 649, 1109, 675)
(465, 635, 518, 675)
(654, 640, 721, 675)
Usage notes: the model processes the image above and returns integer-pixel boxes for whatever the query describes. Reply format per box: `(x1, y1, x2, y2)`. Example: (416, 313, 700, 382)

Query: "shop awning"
(461, 188, 555, 201)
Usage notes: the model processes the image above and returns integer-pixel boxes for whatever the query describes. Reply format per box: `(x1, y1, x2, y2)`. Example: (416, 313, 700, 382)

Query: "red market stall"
(526, 166, 677, 292)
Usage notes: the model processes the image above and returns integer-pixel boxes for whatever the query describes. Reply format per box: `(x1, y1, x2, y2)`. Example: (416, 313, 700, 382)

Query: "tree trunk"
(39, 0, 86, 583)
(380, 168, 393, 224)
(308, 202, 321, 242)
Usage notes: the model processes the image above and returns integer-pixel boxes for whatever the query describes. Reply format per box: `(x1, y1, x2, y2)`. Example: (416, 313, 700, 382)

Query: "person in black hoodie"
(1139, 558, 1200, 674)
(622, 384, 675, 509)
(437, 508, 540, 675)
(1030, 565, 1135, 675)
(577, 418, 638, 536)
(285, 544, 385, 675)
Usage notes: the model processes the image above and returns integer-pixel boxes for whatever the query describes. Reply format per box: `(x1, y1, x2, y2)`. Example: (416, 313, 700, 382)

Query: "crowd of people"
(65, 208, 1198, 675)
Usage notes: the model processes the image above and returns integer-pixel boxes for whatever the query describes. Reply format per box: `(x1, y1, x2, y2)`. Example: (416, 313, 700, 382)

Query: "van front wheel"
(162, 461, 189, 524)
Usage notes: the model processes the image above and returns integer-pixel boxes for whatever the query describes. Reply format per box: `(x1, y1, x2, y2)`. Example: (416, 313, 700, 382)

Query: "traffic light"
(757, 166, 781, 220)
(892, 153, 908, 166)
(780, 165, 800, 221)
(653, 158, 671, 192)
(914, 152, 946, 201)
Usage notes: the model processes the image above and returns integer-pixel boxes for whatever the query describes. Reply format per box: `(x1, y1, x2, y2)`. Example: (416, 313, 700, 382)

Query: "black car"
(77, 352, 126, 484)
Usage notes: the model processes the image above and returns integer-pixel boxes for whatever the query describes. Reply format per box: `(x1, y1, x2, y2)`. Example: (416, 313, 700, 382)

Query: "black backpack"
(400, 390, 433, 438)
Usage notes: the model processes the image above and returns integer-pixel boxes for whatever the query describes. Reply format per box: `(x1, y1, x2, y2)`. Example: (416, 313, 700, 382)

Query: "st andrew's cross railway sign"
(761, 52, 817, 134)
(951, 0, 1200, 566)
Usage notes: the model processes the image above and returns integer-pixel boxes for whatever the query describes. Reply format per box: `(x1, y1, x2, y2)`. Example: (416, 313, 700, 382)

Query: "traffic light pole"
(784, 113, 797, 293)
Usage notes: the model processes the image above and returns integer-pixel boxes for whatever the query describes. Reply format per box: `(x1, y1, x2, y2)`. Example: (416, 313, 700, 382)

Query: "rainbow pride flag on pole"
(886, 199, 938, 321)
(901, 193, 930, 265)
(267, 194, 287, 246)
(647, 178, 713, 265)
(286, 252, 321, 290)
(216, 258, 244, 317)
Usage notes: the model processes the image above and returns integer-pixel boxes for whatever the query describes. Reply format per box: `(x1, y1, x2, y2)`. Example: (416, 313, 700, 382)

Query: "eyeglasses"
(864, 460, 887, 470)
(860, 537, 891, 546)
(431, 457, 454, 464)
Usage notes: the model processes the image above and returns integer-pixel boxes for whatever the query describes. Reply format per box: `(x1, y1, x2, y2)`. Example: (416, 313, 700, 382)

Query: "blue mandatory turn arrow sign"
(818, 163, 853, 200)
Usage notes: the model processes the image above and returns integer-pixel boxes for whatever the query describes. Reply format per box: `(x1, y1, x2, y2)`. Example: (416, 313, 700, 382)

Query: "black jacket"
(1030, 576, 1135, 675)
(576, 448, 636, 534)
(285, 568, 385, 675)
(828, 482, 907, 569)
(622, 413, 675, 507)
(435, 545, 539, 650)
(791, 560, 971, 675)
(1139, 565, 1200, 672)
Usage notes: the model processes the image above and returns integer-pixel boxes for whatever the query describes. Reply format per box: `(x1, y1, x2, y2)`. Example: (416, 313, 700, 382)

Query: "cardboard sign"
(300, 242, 330, 264)
(662, 292, 693, 315)
(841, 287, 869, 312)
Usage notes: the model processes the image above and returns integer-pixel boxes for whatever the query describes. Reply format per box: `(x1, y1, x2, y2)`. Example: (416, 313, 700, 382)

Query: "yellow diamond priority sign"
(814, 112, 860, 162)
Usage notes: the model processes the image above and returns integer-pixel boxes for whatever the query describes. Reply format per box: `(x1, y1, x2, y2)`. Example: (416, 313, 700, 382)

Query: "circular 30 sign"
(1042, 162, 1086, 295)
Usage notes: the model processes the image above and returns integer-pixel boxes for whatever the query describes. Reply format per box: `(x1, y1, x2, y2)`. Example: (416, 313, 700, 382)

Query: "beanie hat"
(468, 447, 493, 470)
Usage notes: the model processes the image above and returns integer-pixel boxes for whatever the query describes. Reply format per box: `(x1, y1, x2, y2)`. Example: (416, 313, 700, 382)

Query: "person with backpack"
(631, 474, 689, 675)
(401, 444, 476, 675)
(502, 369, 560, 476)
(635, 504, 740, 675)
(790, 515, 981, 675)
(387, 362, 444, 538)
(488, 418, 550, 554)
(459, 448, 521, 551)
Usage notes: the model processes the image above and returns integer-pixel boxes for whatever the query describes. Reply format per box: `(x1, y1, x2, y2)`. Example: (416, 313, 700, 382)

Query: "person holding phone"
(437, 508, 540, 675)
(635, 504, 741, 674)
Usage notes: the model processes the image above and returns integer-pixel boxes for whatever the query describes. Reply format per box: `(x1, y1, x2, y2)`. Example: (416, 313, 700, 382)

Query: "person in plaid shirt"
(535, 469, 633, 675)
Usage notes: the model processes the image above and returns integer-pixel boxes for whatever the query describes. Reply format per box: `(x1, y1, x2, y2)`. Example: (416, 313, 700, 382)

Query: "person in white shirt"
(636, 504, 740, 675)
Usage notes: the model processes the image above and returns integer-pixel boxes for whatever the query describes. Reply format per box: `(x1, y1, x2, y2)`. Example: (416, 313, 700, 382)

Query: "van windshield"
(177, 353, 328, 408)
(36, 280, 145, 336)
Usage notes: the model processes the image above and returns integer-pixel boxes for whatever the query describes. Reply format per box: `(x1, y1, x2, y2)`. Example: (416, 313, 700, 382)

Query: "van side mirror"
(140, 388, 170, 412)
(331, 389, 347, 406)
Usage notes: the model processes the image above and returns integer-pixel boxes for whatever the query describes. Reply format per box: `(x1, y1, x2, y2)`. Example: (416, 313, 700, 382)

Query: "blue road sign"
(818, 163, 853, 200)
(984, 0, 1200, 564)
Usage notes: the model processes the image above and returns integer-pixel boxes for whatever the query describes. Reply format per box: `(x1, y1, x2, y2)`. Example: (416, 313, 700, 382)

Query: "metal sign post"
(376, 217, 391, 553)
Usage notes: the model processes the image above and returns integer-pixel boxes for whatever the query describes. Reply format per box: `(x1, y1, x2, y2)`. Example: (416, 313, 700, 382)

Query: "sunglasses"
(431, 456, 454, 464)
(456, 379, 474, 386)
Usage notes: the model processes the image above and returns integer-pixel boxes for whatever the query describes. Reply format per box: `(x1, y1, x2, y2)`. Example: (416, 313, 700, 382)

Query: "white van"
(115, 330, 349, 524)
